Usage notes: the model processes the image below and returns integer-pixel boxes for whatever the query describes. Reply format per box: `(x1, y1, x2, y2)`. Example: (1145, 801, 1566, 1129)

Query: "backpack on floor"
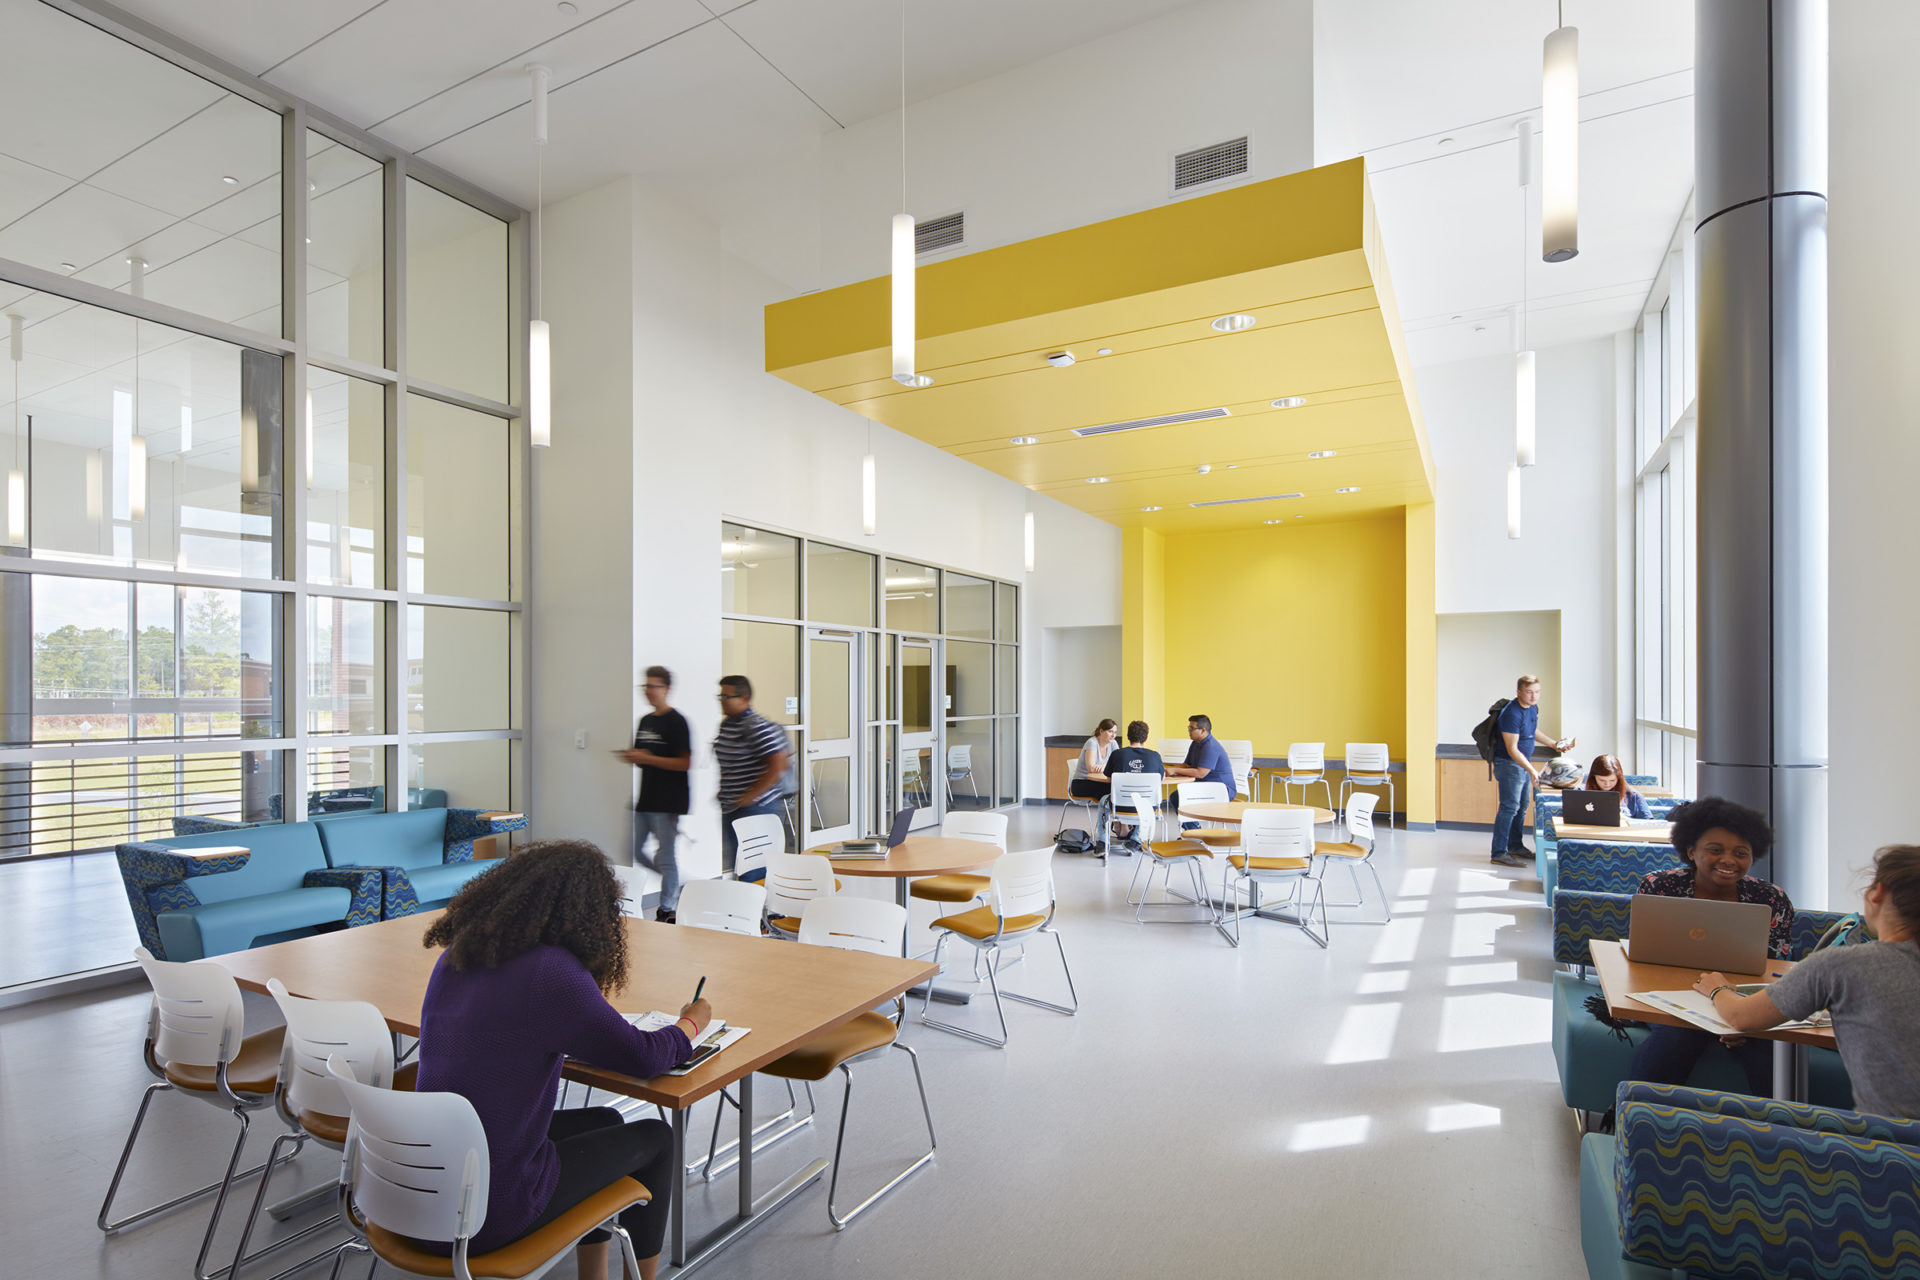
(1470, 698, 1512, 779)
(1054, 828, 1097, 855)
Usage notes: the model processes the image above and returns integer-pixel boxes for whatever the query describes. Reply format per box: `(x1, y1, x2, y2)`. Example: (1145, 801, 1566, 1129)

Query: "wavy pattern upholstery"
(114, 844, 253, 955)
(1558, 840, 1681, 895)
(443, 809, 527, 863)
(299, 866, 385, 928)
(1553, 889, 1635, 967)
(1792, 909, 1850, 958)
(1614, 1082, 1920, 1278)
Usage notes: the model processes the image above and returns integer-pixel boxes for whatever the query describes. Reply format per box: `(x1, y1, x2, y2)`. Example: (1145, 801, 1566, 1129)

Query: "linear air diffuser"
(1173, 137, 1250, 192)
(915, 211, 964, 255)
(1071, 407, 1229, 438)
(1188, 492, 1304, 508)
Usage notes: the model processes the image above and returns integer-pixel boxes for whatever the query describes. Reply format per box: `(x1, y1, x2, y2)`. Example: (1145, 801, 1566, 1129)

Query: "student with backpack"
(1476, 675, 1572, 868)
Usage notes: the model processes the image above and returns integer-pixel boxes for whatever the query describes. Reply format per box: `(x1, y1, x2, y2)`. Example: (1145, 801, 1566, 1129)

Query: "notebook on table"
(831, 807, 917, 858)
(624, 1011, 752, 1075)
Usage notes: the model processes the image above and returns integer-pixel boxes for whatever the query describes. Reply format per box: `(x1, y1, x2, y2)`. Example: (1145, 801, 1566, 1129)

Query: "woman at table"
(1583, 753, 1652, 821)
(1627, 797, 1794, 1098)
(1068, 718, 1120, 829)
(1695, 844, 1920, 1119)
(417, 841, 711, 1280)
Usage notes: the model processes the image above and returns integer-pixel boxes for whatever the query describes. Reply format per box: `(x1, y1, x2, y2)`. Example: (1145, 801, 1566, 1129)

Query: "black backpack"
(1470, 698, 1512, 778)
(1054, 828, 1097, 855)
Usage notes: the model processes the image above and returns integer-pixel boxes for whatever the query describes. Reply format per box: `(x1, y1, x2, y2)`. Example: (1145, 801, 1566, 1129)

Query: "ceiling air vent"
(1172, 137, 1250, 192)
(916, 211, 964, 256)
(1188, 492, 1304, 509)
(1070, 407, 1229, 438)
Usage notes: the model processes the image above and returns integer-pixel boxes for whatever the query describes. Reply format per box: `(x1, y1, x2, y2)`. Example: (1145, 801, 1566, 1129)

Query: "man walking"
(714, 674, 791, 880)
(1491, 674, 1572, 868)
(622, 665, 690, 921)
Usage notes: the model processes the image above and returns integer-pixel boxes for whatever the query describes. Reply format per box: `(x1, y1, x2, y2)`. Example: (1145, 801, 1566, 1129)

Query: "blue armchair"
(315, 807, 526, 912)
(1583, 1082, 1920, 1279)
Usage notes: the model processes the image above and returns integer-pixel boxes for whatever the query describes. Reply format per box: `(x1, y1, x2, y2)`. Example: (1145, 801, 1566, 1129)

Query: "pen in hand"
(693, 976, 706, 1004)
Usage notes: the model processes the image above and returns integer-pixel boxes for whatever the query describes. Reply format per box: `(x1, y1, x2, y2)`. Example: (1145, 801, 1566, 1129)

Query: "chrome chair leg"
(220, 1127, 343, 1280)
(699, 1079, 813, 1181)
(826, 1043, 937, 1230)
(610, 1222, 644, 1279)
(921, 939, 1011, 1048)
(324, 1241, 372, 1280)
(189, 1108, 257, 1280)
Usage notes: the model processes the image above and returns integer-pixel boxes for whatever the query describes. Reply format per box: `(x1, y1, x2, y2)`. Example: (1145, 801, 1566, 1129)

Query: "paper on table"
(622, 1011, 751, 1075)
(1626, 989, 1831, 1036)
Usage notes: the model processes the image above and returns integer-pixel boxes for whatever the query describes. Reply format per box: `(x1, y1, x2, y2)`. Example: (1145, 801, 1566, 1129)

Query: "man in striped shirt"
(715, 674, 792, 879)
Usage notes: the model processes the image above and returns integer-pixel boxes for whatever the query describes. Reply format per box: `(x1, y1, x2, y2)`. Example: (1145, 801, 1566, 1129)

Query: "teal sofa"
(1537, 791, 1682, 902)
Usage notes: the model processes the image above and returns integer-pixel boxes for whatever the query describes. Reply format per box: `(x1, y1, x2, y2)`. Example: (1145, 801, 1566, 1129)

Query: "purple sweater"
(415, 946, 691, 1251)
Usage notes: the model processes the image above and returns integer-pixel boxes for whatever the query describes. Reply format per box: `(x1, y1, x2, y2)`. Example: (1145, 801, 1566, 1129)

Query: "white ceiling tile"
(89, 95, 283, 220)
(0, 152, 75, 228)
(0, 184, 178, 281)
(103, 0, 386, 77)
(69, 218, 225, 293)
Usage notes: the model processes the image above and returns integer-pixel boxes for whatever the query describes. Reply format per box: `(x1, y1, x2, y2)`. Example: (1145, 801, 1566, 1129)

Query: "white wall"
(1419, 337, 1619, 748)
(1437, 610, 1561, 747)
(1041, 625, 1122, 740)
(535, 176, 1122, 876)
(1829, 1, 1920, 909)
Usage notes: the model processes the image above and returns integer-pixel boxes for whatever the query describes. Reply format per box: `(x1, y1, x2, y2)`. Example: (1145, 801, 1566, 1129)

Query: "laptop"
(834, 807, 918, 858)
(1561, 789, 1621, 828)
(1628, 895, 1772, 974)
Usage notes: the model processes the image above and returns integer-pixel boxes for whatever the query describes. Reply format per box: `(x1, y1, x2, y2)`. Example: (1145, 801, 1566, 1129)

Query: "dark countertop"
(1436, 742, 1554, 760)
(1044, 735, 1088, 748)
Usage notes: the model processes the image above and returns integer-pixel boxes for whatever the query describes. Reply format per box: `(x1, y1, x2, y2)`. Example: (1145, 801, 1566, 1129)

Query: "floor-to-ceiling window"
(0, 0, 528, 989)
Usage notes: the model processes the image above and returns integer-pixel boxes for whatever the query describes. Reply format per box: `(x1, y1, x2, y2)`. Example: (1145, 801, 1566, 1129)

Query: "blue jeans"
(1490, 759, 1532, 855)
(631, 810, 682, 911)
(1630, 1024, 1774, 1097)
(720, 794, 787, 881)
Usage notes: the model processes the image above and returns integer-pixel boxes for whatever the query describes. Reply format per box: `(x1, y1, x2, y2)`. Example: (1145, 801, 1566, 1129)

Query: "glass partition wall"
(721, 523, 1019, 848)
(0, 0, 529, 989)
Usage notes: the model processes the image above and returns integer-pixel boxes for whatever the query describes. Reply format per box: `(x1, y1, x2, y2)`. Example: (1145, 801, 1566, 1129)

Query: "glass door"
(804, 630, 858, 845)
(895, 636, 940, 830)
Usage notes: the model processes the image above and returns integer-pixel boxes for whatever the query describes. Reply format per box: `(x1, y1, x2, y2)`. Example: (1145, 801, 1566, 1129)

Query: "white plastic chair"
(676, 878, 768, 935)
(940, 811, 1008, 850)
(1105, 773, 1163, 860)
(920, 848, 1079, 1047)
(1220, 807, 1327, 949)
(1340, 742, 1395, 831)
(1277, 742, 1336, 813)
(1316, 792, 1389, 924)
(1158, 737, 1190, 767)
(1125, 796, 1220, 931)
(945, 744, 976, 802)
(99, 947, 285, 1280)
(729, 811, 785, 881)
(1221, 739, 1255, 801)
(326, 1057, 649, 1280)
(764, 852, 837, 938)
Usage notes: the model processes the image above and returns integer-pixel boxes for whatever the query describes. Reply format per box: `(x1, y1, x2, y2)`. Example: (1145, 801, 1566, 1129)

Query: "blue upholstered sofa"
(1582, 1083, 1920, 1279)
(118, 807, 524, 961)
(1537, 789, 1681, 902)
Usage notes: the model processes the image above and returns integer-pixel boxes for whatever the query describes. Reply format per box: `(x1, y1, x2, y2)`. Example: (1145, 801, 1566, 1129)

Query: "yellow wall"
(1402, 503, 1437, 824)
(1120, 526, 1167, 738)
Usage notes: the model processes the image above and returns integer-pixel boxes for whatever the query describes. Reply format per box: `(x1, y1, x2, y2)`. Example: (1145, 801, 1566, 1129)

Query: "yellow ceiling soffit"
(765, 157, 1434, 530)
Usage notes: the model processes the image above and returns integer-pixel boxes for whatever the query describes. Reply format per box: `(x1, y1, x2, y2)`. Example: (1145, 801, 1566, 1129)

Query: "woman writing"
(416, 841, 709, 1280)
(1583, 754, 1652, 820)
(1628, 798, 1794, 1097)
(1695, 844, 1920, 1120)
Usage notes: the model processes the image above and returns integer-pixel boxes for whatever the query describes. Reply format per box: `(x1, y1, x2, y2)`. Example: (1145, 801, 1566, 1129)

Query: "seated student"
(1090, 721, 1165, 847)
(1583, 753, 1652, 821)
(417, 842, 711, 1280)
(1166, 714, 1237, 798)
(1628, 798, 1793, 1099)
(1695, 843, 1920, 1119)
(1068, 719, 1119, 808)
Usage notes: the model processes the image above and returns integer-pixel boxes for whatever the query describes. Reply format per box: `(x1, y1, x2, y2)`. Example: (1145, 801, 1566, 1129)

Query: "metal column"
(1694, 0, 1829, 903)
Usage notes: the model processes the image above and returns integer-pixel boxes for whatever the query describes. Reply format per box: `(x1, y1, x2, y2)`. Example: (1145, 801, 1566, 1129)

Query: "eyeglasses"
(718, 692, 742, 702)
(642, 683, 668, 691)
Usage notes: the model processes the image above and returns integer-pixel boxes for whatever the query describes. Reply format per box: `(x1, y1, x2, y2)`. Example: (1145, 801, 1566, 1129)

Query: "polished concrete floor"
(4, 809, 1582, 1279)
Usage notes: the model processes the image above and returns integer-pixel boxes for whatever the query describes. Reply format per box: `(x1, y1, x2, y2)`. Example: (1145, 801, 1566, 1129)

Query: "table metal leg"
(737, 1075, 754, 1216)
(902, 875, 970, 1006)
(670, 1108, 687, 1267)
(1772, 1040, 1811, 1103)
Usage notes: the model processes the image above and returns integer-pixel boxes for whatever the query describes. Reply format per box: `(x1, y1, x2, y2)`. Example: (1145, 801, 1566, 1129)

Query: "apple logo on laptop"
(1582, 801, 1594, 813)
(1689, 927, 1708, 941)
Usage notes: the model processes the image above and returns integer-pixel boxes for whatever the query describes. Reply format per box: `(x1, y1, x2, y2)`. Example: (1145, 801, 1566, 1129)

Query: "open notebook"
(624, 1011, 751, 1075)
(1625, 987, 1831, 1036)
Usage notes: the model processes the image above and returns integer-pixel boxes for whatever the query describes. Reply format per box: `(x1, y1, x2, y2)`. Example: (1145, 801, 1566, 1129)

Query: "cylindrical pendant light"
(1541, 19, 1579, 262)
(1507, 465, 1522, 540)
(304, 386, 314, 489)
(527, 65, 553, 448)
(128, 256, 148, 521)
(86, 450, 103, 523)
(1023, 509, 1035, 572)
(891, 213, 916, 384)
(7, 312, 23, 545)
(1515, 122, 1538, 468)
(528, 319, 551, 448)
(1515, 350, 1537, 467)
(861, 451, 877, 536)
(6, 469, 23, 545)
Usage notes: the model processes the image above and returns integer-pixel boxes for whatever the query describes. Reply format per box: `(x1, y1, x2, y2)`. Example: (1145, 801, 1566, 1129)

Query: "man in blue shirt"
(1491, 675, 1572, 867)
(1168, 714, 1237, 800)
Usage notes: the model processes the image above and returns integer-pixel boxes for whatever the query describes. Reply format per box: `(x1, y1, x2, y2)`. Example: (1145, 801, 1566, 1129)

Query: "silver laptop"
(1562, 789, 1621, 827)
(1628, 895, 1772, 974)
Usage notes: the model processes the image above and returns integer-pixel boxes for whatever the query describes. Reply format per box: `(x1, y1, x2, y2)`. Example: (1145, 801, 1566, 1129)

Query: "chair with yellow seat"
(1273, 742, 1336, 813)
(920, 848, 1078, 1047)
(325, 1056, 651, 1280)
(764, 851, 837, 938)
(1105, 772, 1163, 860)
(1123, 797, 1219, 930)
(1315, 792, 1390, 925)
(98, 947, 289, 1280)
(907, 811, 1006, 915)
(1340, 742, 1396, 831)
(1220, 807, 1328, 949)
(1172, 779, 1240, 850)
(748, 897, 937, 1229)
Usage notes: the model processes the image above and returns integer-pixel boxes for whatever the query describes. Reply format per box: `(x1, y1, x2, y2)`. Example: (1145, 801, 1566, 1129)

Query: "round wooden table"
(807, 836, 1002, 912)
(1177, 800, 1337, 826)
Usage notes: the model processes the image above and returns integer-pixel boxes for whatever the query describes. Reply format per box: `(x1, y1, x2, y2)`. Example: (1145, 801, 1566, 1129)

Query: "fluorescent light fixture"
(1270, 396, 1306, 409)
(304, 387, 314, 489)
(1096, 347, 1113, 355)
(1210, 314, 1256, 333)
(1008, 435, 1038, 445)
(179, 404, 192, 452)
(529, 319, 551, 448)
(1023, 510, 1035, 571)
(1263, 518, 1283, 525)
(1336, 486, 1361, 494)
(891, 213, 916, 383)
(1515, 349, 1536, 466)
(1307, 450, 1336, 459)
(6, 469, 22, 544)
(1140, 505, 1162, 512)
(1083, 476, 1109, 484)
(1507, 465, 1521, 539)
(861, 452, 876, 535)
(129, 433, 147, 520)
(1541, 25, 1579, 261)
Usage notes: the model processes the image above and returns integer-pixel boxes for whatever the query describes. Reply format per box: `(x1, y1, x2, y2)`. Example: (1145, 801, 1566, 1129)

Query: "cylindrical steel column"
(1695, 0, 1828, 904)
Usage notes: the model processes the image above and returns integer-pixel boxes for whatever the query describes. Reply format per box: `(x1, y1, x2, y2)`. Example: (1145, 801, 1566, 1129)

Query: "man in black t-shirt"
(621, 665, 691, 921)
(1094, 720, 1165, 849)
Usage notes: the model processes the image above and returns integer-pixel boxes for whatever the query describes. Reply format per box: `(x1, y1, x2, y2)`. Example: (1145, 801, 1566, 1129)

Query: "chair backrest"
(989, 848, 1056, 920)
(797, 897, 908, 957)
(135, 945, 247, 1068)
(1158, 737, 1189, 765)
(729, 812, 784, 880)
(763, 852, 835, 921)
(1344, 792, 1378, 847)
(676, 878, 768, 935)
(1237, 808, 1315, 866)
(947, 745, 971, 769)
(1110, 772, 1162, 808)
(1221, 739, 1254, 769)
(330, 1056, 491, 1245)
(940, 811, 1008, 850)
(268, 977, 395, 1123)
(1345, 742, 1389, 775)
(1175, 780, 1228, 807)
(1288, 742, 1326, 772)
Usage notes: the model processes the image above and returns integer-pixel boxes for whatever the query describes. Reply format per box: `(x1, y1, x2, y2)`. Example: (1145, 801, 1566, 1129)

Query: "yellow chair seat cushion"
(366, 1177, 650, 1278)
(758, 1011, 898, 1082)
(930, 904, 1048, 940)
(1186, 828, 1241, 846)
(768, 915, 802, 935)
(1315, 841, 1370, 859)
(163, 1026, 284, 1095)
(1147, 839, 1210, 860)
(1227, 854, 1310, 872)
(299, 1063, 419, 1146)
(909, 874, 990, 903)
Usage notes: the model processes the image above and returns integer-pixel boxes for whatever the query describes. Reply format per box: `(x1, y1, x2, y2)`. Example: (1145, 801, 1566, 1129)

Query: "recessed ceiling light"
(1196, 464, 1211, 474)
(1046, 351, 1075, 368)
(897, 373, 934, 388)
(1084, 476, 1109, 484)
(1008, 435, 1038, 445)
(1270, 396, 1306, 409)
(1225, 464, 1238, 469)
(1336, 486, 1361, 494)
(1096, 347, 1113, 356)
(1307, 450, 1336, 459)
(1211, 314, 1256, 333)
(220, 175, 238, 185)
(58, 262, 76, 271)
(1264, 519, 1283, 525)
(1140, 505, 1162, 512)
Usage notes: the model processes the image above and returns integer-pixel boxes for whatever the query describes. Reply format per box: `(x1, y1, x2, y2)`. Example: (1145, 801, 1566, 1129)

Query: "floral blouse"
(1636, 865, 1797, 959)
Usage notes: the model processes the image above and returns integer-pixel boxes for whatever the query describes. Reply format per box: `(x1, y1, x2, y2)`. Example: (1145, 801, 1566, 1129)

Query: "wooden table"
(212, 911, 936, 1273)
(1177, 800, 1338, 826)
(1552, 819, 1673, 845)
(810, 836, 1001, 914)
(1588, 938, 1833, 1101)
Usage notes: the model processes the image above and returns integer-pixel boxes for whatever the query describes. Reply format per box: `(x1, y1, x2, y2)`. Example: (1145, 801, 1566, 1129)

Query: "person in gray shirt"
(1695, 843, 1920, 1119)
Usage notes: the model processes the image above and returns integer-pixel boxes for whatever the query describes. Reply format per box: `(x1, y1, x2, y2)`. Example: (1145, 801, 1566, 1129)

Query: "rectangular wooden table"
(212, 911, 937, 1273)
(1588, 938, 1835, 1101)
(1552, 819, 1674, 845)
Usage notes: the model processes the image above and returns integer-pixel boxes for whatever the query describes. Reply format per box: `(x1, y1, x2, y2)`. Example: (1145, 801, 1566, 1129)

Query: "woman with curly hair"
(1628, 797, 1793, 1097)
(416, 841, 711, 1280)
